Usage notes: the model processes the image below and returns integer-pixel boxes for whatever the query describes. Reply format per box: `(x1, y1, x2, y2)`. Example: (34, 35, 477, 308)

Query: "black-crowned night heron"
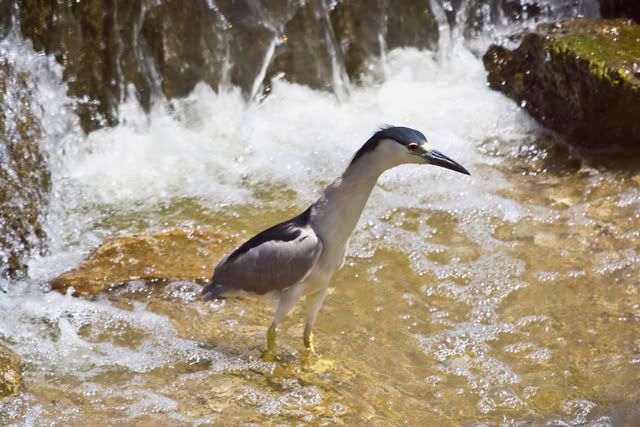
(202, 126, 469, 359)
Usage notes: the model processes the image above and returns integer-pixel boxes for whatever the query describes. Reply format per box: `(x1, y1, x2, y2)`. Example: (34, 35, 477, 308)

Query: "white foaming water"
(40, 42, 541, 269)
(0, 290, 231, 374)
(5, 5, 634, 424)
(0, 32, 84, 175)
(1, 34, 548, 422)
(7, 36, 542, 366)
(62, 44, 538, 209)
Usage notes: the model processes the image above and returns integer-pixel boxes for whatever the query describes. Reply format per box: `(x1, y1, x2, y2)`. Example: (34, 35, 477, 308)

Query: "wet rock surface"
(0, 343, 22, 398)
(330, 0, 438, 80)
(15, 0, 438, 131)
(483, 18, 640, 152)
(0, 2, 11, 40)
(0, 57, 49, 279)
(51, 228, 237, 297)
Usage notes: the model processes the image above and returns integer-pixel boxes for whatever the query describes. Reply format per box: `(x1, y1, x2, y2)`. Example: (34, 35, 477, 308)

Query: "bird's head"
(351, 126, 470, 175)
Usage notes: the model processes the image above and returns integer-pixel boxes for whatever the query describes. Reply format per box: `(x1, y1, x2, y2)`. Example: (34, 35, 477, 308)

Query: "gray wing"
(207, 208, 323, 295)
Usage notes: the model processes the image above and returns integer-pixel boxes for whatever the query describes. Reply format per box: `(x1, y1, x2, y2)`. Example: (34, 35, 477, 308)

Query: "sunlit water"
(1, 28, 640, 426)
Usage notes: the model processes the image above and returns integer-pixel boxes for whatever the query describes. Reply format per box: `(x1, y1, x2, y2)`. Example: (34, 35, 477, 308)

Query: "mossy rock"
(51, 228, 238, 297)
(0, 343, 23, 398)
(483, 18, 640, 151)
(0, 57, 50, 279)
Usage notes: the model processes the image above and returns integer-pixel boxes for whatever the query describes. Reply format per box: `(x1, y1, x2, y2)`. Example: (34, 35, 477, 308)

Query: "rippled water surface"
(1, 35, 639, 425)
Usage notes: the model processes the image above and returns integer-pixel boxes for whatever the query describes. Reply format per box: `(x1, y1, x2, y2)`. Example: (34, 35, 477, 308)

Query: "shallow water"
(1, 34, 640, 425)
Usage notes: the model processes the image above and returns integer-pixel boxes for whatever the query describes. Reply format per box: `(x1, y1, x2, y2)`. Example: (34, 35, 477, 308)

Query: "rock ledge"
(52, 228, 237, 297)
(483, 18, 640, 151)
(0, 343, 22, 398)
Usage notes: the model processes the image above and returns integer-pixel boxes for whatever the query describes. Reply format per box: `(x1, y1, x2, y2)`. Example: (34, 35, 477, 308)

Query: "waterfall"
(5, 2, 639, 426)
(0, 0, 602, 279)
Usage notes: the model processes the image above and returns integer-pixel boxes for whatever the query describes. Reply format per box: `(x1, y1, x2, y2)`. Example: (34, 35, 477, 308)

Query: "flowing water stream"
(1, 1, 639, 425)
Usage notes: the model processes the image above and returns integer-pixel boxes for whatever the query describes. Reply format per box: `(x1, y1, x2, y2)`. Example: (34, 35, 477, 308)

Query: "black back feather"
(225, 205, 312, 263)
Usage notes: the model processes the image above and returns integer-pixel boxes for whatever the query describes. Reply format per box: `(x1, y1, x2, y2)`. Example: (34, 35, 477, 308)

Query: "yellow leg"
(264, 323, 278, 361)
(303, 324, 315, 354)
(302, 287, 327, 357)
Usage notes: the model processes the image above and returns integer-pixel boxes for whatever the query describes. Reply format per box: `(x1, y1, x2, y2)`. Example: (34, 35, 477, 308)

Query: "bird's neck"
(310, 155, 388, 245)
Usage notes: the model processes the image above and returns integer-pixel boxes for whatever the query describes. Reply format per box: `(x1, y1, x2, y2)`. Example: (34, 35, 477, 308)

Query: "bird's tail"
(201, 281, 229, 301)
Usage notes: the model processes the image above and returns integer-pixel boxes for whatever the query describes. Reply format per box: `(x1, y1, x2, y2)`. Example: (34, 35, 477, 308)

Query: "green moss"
(546, 19, 640, 87)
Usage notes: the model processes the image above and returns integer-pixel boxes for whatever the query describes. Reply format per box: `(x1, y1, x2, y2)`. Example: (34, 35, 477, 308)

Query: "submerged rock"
(0, 343, 22, 397)
(483, 19, 640, 151)
(0, 57, 49, 279)
(51, 228, 237, 297)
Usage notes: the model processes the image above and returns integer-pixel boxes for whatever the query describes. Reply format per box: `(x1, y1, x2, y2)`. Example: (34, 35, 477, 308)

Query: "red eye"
(407, 143, 418, 152)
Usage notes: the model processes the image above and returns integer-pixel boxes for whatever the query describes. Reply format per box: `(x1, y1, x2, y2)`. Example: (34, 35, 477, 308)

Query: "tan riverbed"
(2, 144, 638, 426)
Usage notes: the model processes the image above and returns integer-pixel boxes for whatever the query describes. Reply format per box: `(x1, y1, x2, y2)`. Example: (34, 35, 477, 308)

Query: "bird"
(202, 125, 470, 359)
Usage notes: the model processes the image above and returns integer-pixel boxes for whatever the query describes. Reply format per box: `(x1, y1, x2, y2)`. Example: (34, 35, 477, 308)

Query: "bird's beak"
(423, 149, 470, 175)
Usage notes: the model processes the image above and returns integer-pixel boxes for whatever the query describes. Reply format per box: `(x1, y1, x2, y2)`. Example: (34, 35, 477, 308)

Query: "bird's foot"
(301, 352, 335, 372)
(301, 347, 316, 364)
(263, 350, 276, 362)
(301, 348, 316, 366)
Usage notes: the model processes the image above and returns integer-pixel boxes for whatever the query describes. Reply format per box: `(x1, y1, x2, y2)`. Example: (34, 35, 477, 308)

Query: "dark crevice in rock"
(600, 0, 640, 22)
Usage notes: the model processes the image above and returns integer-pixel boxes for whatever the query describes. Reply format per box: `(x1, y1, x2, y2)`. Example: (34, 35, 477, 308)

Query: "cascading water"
(2, 0, 639, 425)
